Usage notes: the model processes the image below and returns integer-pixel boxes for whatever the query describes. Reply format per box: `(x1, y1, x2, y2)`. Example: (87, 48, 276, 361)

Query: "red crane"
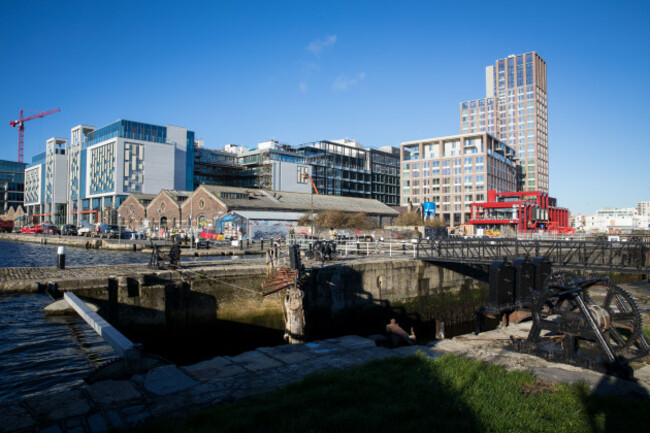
(9, 107, 61, 163)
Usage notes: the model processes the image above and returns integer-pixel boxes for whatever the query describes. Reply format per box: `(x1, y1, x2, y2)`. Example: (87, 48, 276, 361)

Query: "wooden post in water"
(284, 282, 306, 344)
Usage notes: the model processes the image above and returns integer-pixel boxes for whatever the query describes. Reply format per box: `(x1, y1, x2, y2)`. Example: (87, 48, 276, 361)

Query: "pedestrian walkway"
(1, 336, 418, 433)
(3, 327, 649, 432)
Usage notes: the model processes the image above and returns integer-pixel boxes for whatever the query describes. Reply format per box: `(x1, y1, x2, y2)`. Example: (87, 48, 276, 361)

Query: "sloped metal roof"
(231, 210, 306, 221)
(199, 185, 398, 216)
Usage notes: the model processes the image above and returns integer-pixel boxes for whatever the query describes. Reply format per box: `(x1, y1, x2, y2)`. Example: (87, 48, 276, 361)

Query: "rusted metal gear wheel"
(581, 282, 643, 353)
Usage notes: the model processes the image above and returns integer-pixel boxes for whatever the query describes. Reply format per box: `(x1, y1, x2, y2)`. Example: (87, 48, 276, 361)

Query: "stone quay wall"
(1, 257, 479, 336)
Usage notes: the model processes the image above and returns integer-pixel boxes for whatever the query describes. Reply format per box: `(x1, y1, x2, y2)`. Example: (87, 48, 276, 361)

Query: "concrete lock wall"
(311, 259, 483, 314)
(73, 259, 484, 338)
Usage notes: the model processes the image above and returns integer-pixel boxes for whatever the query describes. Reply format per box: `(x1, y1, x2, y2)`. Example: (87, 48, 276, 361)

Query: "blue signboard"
(422, 202, 436, 219)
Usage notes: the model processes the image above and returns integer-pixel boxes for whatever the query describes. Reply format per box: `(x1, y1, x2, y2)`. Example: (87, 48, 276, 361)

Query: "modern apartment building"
(0, 159, 26, 214)
(460, 52, 548, 192)
(24, 138, 68, 225)
(69, 120, 194, 224)
(23, 119, 195, 225)
(400, 132, 517, 226)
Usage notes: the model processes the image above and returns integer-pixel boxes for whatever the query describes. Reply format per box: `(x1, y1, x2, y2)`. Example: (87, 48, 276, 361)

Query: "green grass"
(644, 326, 650, 340)
(130, 354, 648, 433)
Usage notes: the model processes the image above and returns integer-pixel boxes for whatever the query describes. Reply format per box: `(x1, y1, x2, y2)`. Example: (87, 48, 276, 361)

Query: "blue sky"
(1, 0, 648, 214)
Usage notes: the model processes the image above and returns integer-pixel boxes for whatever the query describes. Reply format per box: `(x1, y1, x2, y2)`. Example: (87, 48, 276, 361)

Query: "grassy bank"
(130, 354, 647, 433)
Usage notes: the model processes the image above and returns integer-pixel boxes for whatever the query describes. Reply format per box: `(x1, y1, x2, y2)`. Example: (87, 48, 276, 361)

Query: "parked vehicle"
(200, 228, 225, 241)
(22, 224, 44, 234)
(61, 224, 78, 236)
(97, 224, 121, 239)
(41, 224, 61, 235)
(77, 222, 94, 237)
(0, 217, 14, 233)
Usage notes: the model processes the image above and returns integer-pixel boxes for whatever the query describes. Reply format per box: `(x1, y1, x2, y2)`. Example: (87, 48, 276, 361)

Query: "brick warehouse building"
(117, 193, 155, 230)
(145, 190, 190, 231)
(179, 185, 399, 230)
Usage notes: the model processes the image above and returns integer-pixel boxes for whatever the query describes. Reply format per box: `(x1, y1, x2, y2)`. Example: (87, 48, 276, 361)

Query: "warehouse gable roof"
(198, 185, 398, 216)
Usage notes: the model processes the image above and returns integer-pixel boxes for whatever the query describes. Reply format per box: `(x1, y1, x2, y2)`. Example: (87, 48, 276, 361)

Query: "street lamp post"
(118, 213, 121, 244)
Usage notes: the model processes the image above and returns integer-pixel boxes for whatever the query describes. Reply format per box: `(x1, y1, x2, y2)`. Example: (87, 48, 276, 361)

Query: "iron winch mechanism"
(478, 258, 650, 377)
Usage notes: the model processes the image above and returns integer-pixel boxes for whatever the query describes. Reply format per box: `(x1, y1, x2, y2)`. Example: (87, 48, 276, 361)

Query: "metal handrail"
(416, 238, 650, 273)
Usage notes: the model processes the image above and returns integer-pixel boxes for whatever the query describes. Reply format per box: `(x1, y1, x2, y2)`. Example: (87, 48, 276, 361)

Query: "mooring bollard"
(57, 246, 66, 270)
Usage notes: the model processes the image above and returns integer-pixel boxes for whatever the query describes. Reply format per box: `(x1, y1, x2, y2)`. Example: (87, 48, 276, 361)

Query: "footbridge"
(416, 238, 650, 274)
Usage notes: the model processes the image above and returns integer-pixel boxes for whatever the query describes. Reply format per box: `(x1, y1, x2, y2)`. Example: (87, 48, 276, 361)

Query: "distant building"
(400, 132, 517, 226)
(0, 159, 27, 214)
(369, 146, 400, 206)
(468, 190, 571, 235)
(180, 184, 400, 232)
(637, 201, 650, 217)
(24, 119, 195, 226)
(24, 138, 68, 225)
(295, 139, 400, 206)
(231, 141, 312, 194)
(116, 193, 156, 230)
(193, 138, 399, 206)
(193, 144, 244, 189)
(581, 208, 650, 233)
(460, 52, 548, 192)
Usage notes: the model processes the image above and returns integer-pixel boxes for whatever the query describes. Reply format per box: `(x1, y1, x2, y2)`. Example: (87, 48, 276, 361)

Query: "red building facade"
(469, 190, 572, 234)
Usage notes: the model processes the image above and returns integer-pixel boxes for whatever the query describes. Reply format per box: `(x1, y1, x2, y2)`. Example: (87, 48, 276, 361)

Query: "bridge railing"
(416, 238, 650, 273)
(291, 238, 419, 258)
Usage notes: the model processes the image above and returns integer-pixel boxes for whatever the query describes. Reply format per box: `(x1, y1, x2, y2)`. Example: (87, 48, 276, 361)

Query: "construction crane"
(9, 107, 61, 163)
(302, 172, 319, 195)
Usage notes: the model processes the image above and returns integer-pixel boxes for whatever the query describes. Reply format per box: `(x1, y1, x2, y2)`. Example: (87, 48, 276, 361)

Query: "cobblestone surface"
(1, 330, 649, 432)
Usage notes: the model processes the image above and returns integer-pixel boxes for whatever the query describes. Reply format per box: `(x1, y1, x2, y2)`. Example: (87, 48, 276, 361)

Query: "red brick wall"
(180, 188, 228, 229)
(118, 197, 147, 230)
(147, 193, 183, 230)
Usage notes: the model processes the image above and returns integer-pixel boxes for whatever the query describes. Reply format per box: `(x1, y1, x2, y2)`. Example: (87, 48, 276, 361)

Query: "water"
(0, 239, 262, 402)
(0, 294, 114, 403)
(0, 239, 259, 268)
(0, 240, 149, 267)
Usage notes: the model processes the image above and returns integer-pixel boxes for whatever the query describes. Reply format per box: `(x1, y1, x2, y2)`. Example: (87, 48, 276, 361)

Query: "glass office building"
(0, 159, 27, 214)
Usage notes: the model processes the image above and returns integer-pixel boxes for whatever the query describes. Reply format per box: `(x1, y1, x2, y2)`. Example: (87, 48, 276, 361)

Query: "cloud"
(299, 82, 308, 92)
(332, 72, 366, 90)
(306, 35, 337, 55)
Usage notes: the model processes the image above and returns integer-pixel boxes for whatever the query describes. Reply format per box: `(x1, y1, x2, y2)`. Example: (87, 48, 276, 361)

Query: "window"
(297, 166, 310, 184)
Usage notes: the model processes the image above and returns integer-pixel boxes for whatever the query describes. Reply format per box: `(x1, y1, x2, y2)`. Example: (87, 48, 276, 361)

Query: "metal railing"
(291, 238, 419, 259)
(416, 238, 650, 274)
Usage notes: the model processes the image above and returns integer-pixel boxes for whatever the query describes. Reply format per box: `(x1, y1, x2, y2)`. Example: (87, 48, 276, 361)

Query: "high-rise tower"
(460, 52, 548, 192)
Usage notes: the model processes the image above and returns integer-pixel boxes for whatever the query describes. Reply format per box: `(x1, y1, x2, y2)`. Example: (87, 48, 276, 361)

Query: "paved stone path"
(0, 335, 420, 433)
(2, 327, 649, 433)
